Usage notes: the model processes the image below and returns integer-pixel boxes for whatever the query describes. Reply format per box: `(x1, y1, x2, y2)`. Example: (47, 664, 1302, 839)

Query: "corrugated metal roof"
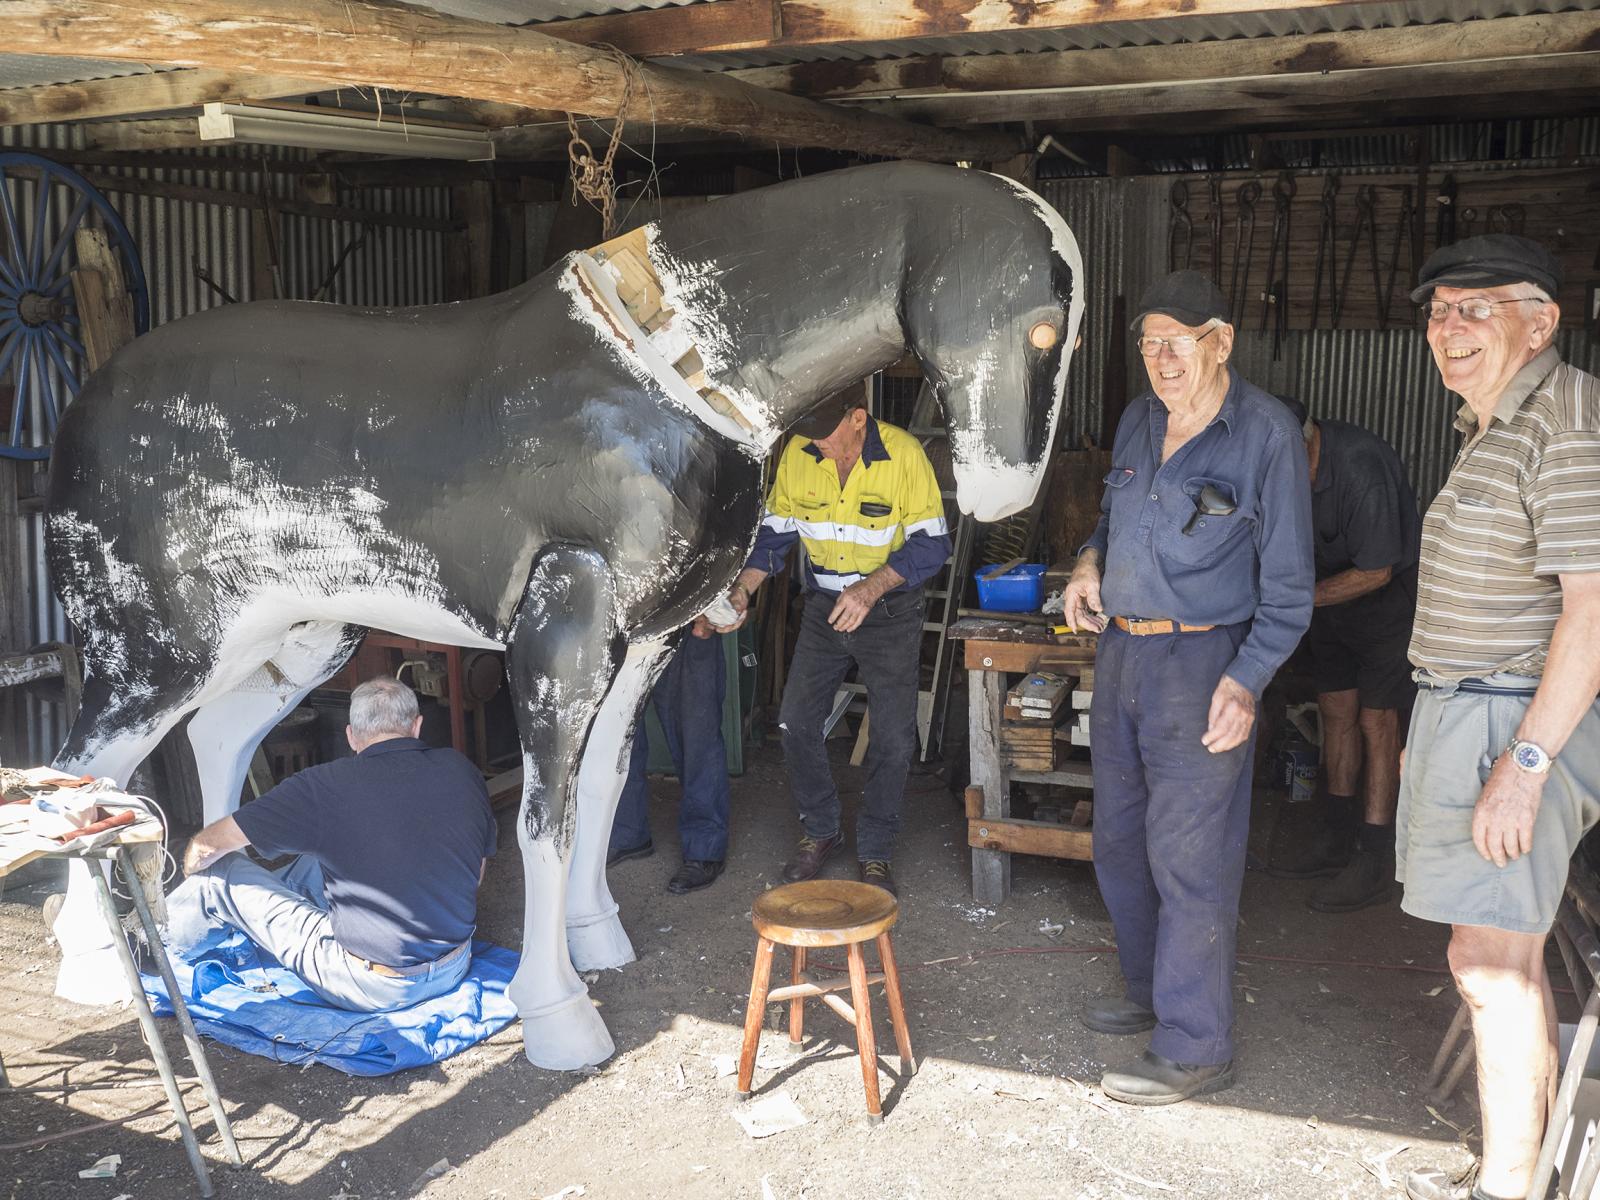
(0, 57, 178, 93)
(425, 0, 700, 22)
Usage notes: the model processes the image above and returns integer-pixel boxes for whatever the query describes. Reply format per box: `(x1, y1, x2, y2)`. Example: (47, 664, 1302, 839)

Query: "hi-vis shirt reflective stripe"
(746, 417, 952, 594)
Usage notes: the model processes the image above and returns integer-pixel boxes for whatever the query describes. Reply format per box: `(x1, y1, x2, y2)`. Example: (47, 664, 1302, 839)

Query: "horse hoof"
(565, 910, 636, 971)
(55, 946, 133, 1006)
(516, 989, 616, 1070)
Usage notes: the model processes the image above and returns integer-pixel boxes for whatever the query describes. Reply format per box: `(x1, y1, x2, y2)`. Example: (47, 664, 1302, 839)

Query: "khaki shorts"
(1397, 677, 1600, 935)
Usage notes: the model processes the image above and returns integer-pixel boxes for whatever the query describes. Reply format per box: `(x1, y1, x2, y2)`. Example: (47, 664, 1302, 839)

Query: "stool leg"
(877, 932, 915, 1076)
(846, 942, 882, 1118)
(788, 946, 806, 1046)
(736, 937, 776, 1096)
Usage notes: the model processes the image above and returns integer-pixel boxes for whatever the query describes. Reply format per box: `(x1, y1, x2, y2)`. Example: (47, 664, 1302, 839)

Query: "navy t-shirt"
(1310, 419, 1420, 638)
(233, 737, 497, 968)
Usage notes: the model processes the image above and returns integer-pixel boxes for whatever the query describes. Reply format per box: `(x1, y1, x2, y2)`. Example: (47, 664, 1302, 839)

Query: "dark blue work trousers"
(779, 587, 925, 862)
(1089, 622, 1255, 1066)
(609, 632, 732, 863)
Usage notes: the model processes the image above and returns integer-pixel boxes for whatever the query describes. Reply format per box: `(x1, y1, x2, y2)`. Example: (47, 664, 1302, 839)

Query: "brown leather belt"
(1113, 616, 1216, 636)
(349, 940, 469, 979)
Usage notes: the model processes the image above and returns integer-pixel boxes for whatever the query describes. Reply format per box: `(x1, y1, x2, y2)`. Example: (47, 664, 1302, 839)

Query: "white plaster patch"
(558, 256, 765, 457)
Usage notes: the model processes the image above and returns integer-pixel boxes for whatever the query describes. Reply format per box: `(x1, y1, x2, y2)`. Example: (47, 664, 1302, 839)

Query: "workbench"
(948, 618, 1099, 905)
(1, 779, 241, 1196)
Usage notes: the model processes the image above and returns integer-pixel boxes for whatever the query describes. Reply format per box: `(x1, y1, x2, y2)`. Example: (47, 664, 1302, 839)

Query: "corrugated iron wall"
(1039, 174, 1600, 507)
(0, 124, 449, 760)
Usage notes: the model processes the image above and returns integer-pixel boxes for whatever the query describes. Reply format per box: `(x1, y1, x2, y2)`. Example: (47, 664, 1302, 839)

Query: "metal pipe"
(118, 848, 243, 1166)
(88, 861, 214, 1197)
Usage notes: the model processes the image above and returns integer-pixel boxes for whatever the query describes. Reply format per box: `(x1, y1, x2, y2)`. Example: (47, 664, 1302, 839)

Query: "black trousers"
(778, 587, 925, 861)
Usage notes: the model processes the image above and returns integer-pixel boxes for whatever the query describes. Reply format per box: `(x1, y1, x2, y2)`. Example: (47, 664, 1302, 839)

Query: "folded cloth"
(139, 930, 520, 1077)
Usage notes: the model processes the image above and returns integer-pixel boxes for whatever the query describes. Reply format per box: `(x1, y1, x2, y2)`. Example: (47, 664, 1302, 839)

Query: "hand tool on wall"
(1379, 185, 1416, 330)
(1208, 174, 1224, 282)
(1228, 181, 1260, 321)
(1487, 204, 1527, 235)
(1435, 173, 1457, 249)
(1260, 172, 1295, 334)
(1459, 207, 1478, 240)
(1309, 174, 1341, 329)
(1334, 185, 1379, 329)
(1168, 180, 1193, 272)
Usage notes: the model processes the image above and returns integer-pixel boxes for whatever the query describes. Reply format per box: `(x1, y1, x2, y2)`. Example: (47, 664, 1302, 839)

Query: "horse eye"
(1028, 321, 1059, 350)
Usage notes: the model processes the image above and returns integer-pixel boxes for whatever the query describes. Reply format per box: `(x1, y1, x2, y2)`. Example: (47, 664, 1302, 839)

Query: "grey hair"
(1524, 285, 1554, 304)
(349, 677, 420, 739)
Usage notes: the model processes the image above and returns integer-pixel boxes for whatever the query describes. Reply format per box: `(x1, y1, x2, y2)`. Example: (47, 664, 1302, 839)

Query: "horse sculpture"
(44, 162, 1084, 1067)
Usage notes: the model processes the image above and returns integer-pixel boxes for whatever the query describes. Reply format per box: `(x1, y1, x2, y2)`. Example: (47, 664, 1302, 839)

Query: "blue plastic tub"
(973, 562, 1047, 612)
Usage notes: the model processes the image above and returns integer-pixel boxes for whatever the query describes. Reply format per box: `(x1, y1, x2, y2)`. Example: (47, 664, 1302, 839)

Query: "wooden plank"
(968, 669, 1009, 905)
(0, 68, 321, 125)
(883, 54, 1600, 128)
(964, 640, 1096, 674)
(969, 816, 1092, 861)
(70, 227, 135, 375)
(544, 0, 1377, 58)
(963, 786, 983, 820)
(729, 12, 1600, 99)
(0, 1, 1021, 165)
(1013, 764, 1095, 789)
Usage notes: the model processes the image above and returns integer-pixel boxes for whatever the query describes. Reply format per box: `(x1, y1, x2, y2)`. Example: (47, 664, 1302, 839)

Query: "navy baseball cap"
(1130, 270, 1230, 331)
(790, 383, 868, 439)
(1410, 234, 1563, 302)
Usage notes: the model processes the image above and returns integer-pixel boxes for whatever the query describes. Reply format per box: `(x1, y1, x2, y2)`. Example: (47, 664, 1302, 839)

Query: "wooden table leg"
(846, 942, 882, 1119)
(788, 945, 806, 1046)
(736, 937, 776, 1096)
(877, 932, 915, 1075)
(969, 666, 1011, 905)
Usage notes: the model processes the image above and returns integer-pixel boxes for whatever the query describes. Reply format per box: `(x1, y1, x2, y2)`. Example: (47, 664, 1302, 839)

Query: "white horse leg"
(565, 637, 672, 970)
(186, 622, 363, 825)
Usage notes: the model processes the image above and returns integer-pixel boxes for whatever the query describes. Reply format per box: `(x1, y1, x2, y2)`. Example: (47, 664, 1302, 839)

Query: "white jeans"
(164, 853, 471, 1012)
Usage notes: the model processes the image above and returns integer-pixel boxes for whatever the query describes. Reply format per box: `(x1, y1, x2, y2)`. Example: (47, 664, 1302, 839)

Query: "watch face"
(1514, 743, 1545, 771)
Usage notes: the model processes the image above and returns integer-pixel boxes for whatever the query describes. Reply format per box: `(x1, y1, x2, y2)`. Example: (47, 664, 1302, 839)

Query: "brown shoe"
(859, 859, 898, 897)
(782, 833, 842, 883)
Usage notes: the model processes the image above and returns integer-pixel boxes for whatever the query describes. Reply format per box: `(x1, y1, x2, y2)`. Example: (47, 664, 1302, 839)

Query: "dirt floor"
(2, 739, 1488, 1200)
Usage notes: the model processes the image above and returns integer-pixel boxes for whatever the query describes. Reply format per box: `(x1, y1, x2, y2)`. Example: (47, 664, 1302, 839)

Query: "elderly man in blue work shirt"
(1063, 270, 1314, 1105)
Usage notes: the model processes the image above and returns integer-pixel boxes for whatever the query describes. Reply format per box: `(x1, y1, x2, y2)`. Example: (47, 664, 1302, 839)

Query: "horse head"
(900, 172, 1085, 523)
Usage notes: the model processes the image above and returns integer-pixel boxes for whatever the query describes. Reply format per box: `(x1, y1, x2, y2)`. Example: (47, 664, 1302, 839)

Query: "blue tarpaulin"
(140, 932, 521, 1076)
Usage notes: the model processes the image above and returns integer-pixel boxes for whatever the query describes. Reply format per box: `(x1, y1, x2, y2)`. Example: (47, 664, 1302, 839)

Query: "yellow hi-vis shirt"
(746, 417, 951, 593)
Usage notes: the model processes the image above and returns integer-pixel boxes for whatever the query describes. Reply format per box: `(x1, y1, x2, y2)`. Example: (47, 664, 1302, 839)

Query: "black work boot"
(1268, 795, 1358, 879)
(1100, 1051, 1235, 1105)
(781, 833, 842, 883)
(1308, 824, 1396, 913)
(1081, 996, 1157, 1035)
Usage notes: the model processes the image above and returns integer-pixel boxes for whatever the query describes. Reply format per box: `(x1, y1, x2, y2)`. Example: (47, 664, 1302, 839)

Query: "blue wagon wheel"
(0, 152, 148, 461)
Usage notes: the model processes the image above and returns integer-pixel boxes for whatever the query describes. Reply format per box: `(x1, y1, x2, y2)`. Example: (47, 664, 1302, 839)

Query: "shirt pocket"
(857, 494, 896, 534)
(1160, 476, 1254, 569)
(1102, 466, 1138, 516)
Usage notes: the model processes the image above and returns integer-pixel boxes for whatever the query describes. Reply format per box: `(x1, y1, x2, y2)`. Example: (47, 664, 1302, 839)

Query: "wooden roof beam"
(540, 0, 1380, 59)
(731, 11, 1600, 100)
(0, 1, 1019, 164)
(862, 54, 1600, 127)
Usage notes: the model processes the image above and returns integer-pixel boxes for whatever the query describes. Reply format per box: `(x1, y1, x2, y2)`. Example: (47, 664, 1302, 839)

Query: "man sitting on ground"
(165, 676, 497, 1012)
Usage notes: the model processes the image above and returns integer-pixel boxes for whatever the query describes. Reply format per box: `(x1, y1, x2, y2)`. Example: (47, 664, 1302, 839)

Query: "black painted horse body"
(44, 163, 1083, 1064)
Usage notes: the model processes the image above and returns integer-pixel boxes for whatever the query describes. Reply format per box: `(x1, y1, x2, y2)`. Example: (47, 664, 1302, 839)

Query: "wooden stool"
(736, 880, 915, 1119)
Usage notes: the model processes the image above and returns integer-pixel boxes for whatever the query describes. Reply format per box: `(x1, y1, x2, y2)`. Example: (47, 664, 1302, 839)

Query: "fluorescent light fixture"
(198, 102, 495, 161)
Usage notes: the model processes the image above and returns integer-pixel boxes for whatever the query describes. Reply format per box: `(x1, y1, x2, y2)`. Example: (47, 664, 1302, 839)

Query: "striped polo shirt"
(1409, 347, 1600, 679)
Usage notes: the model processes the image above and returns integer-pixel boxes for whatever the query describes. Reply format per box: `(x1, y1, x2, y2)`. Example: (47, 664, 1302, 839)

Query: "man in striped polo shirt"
(720, 388, 951, 897)
(1400, 236, 1600, 1200)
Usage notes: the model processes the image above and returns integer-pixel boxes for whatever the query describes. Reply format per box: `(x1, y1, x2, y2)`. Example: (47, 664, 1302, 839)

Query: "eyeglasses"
(1137, 327, 1217, 358)
(1420, 297, 1547, 323)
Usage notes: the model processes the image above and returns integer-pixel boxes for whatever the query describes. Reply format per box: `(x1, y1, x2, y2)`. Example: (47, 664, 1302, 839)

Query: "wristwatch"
(1507, 739, 1554, 775)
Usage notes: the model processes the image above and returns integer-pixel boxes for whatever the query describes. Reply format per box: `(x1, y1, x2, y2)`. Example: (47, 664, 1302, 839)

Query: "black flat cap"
(1410, 234, 1563, 302)
(789, 381, 869, 439)
(1129, 270, 1230, 331)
